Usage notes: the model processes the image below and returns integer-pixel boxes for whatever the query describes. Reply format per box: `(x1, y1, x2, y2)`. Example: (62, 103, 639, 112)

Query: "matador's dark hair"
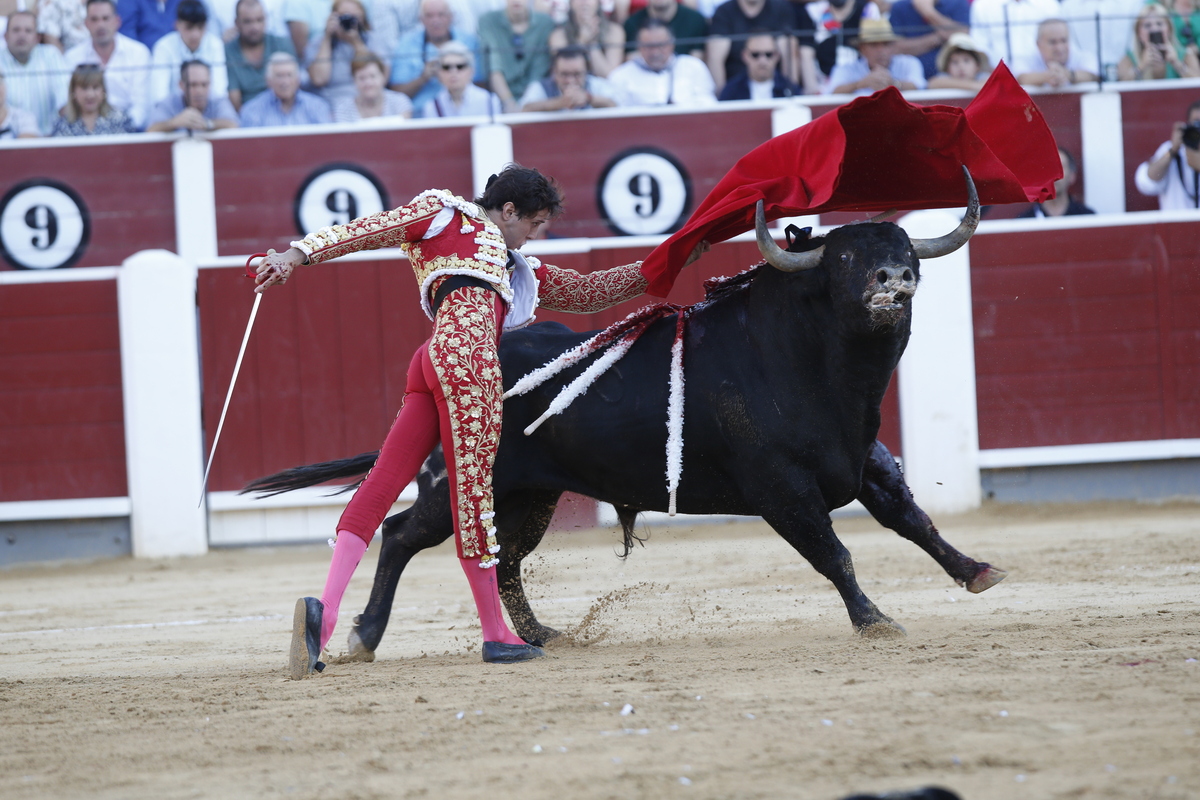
(474, 164, 564, 220)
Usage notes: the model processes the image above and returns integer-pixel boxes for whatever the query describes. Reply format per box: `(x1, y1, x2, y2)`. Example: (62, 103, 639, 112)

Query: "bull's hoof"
(519, 625, 563, 649)
(323, 627, 376, 665)
(482, 641, 545, 663)
(966, 565, 1007, 594)
(857, 620, 907, 640)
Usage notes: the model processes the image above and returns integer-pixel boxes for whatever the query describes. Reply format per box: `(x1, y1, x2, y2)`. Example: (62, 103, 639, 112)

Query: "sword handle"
(246, 252, 269, 279)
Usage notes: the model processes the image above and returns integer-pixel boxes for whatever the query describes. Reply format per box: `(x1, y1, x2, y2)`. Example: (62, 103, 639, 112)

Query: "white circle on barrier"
(600, 151, 688, 236)
(296, 168, 386, 232)
(0, 184, 88, 269)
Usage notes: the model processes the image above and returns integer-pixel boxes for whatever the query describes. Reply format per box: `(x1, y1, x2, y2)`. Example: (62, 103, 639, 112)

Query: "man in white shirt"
(969, 0, 1063, 69)
(607, 19, 716, 108)
(519, 45, 617, 111)
(149, 0, 228, 104)
(827, 18, 926, 95)
(1136, 101, 1200, 211)
(0, 10, 70, 132)
(66, 0, 152, 128)
(1014, 17, 1100, 86)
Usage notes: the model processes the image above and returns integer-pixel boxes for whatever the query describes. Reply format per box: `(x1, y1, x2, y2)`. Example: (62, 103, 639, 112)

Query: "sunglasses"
(440, 62, 470, 71)
(747, 50, 778, 59)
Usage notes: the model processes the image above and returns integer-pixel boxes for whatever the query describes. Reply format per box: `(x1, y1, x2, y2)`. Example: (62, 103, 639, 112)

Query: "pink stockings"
(316, 286, 522, 650)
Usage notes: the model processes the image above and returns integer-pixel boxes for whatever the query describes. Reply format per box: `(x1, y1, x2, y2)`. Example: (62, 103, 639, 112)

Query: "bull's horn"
(756, 200, 823, 272)
(911, 166, 980, 260)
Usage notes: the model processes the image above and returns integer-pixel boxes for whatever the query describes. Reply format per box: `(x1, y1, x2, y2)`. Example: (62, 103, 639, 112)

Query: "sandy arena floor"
(1, 501, 1198, 800)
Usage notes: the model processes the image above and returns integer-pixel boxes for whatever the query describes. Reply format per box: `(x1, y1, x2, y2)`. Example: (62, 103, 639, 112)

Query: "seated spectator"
(1135, 99, 1200, 210)
(828, 18, 926, 94)
(1016, 18, 1099, 87)
(66, 0, 151, 128)
(332, 51, 413, 119)
(1019, 147, 1095, 217)
(305, 0, 390, 104)
(718, 30, 801, 99)
(226, 0, 296, 110)
(420, 38, 503, 115)
(1118, 2, 1200, 79)
(519, 43, 616, 109)
(390, 0, 483, 115)
(969, 0, 1062, 70)
(1168, 0, 1200, 49)
(623, 0, 707, 59)
(1059, 0, 1141, 79)
(927, 31, 989, 90)
(146, 58, 239, 129)
(39, 0, 91, 52)
(281, 0, 326, 57)
(798, 0, 879, 81)
(608, 18, 715, 105)
(888, 0, 969, 80)
(546, 0, 623, 77)
(478, 0, 554, 111)
(1, 10, 70, 133)
(150, 0, 229, 103)
(118, 0, 186, 48)
(239, 50, 332, 123)
(0, 66, 41, 136)
(706, 0, 793, 91)
(50, 62, 136, 133)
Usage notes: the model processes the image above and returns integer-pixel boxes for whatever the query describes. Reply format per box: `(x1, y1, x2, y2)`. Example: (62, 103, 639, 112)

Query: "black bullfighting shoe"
(481, 641, 545, 664)
(288, 597, 326, 680)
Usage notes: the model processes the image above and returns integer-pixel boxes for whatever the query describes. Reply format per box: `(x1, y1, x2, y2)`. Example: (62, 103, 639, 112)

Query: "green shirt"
(624, 7, 709, 56)
(477, 9, 555, 101)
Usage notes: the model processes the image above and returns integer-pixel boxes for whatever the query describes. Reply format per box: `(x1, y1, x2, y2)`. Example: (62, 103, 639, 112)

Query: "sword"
(199, 253, 270, 506)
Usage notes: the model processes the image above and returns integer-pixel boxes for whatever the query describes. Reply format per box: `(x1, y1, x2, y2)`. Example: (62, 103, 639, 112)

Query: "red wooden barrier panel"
(211, 127, 475, 257)
(0, 279, 126, 501)
(0, 140, 175, 271)
(971, 220, 1200, 449)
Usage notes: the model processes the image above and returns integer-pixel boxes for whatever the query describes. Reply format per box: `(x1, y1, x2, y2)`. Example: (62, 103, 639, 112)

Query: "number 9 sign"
(0, 179, 91, 270)
(294, 163, 389, 236)
(597, 147, 691, 237)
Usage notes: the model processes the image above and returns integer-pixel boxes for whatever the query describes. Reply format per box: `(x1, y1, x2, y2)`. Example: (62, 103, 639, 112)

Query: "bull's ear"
(784, 225, 812, 251)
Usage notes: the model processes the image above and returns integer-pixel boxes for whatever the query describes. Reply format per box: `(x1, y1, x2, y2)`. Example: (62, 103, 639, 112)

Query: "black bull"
(246, 185, 1007, 653)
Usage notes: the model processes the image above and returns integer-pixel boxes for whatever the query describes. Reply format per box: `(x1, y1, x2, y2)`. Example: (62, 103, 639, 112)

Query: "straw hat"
(855, 18, 898, 45)
(936, 32, 991, 74)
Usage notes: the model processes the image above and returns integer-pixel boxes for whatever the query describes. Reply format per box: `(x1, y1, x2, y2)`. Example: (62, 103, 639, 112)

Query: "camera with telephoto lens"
(338, 13, 359, 31)
(1183, 121, 1200, 150)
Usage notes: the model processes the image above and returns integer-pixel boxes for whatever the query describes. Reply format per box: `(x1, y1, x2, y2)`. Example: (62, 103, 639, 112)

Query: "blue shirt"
(389, 27, 483, 114)
(239, 89, 332, 127)
(146, 93, 240, 130)
(887, 0, 971, 78)
(117, 0, 184, 49)
(826, 54, 928, 95)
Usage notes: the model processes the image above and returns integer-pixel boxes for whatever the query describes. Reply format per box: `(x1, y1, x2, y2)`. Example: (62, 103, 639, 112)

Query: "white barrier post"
(118, 250, 208, 557)
(172, 137, 219, 262)
(1080, 91, 1125, 214)
(471, 123, 515, 199)
(896, 209, 982, 515)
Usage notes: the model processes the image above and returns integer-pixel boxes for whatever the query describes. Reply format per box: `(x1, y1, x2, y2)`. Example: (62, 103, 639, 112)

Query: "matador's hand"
(253, 247, 305, 293)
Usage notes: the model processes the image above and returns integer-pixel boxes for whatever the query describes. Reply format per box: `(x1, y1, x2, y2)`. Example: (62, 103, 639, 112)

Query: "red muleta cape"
(639, 63, 1062, 297)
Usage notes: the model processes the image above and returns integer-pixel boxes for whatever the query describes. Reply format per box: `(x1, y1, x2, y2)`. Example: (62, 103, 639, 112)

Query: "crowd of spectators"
(0, 0, 1198, 210)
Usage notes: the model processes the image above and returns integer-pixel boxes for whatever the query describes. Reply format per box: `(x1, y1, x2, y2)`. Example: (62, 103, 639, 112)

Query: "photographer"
(1118, 2, 1200, 80)
(1135, 100, 1200, 210)
(305, 0, 389, 104)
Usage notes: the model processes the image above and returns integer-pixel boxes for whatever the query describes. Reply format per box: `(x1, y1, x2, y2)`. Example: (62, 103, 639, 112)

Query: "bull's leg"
(494, 490, 563, 647)
(858, 441, 1006, 593)
(346, 461, 455, 659)
(754, 478, 904, 638)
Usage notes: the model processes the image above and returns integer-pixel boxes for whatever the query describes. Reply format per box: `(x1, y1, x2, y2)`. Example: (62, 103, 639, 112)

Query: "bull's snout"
(875, 264, 916, 291)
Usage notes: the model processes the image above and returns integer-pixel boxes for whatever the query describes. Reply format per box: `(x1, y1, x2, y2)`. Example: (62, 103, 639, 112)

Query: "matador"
(254, 166, 672, 677)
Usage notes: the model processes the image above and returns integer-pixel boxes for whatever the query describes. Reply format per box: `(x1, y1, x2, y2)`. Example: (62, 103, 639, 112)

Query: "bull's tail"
(239, 451, 380, 498)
